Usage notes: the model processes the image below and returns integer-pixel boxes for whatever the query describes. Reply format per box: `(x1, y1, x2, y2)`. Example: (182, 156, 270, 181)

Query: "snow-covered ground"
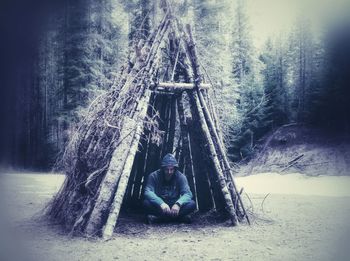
(0, 172, 350, 261)
(236, 172, 350, 197)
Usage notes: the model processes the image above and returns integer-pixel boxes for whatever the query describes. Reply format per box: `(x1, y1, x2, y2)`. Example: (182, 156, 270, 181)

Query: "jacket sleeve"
(176, 174, 193, 206)
(144, 173, 165, 206)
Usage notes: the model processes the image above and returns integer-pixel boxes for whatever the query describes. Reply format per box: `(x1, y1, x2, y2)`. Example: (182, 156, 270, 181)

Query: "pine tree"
(230, 0, 253, 84)
(123, 0, 153, 47)
(33, 0, 129, 168)
(260, 38, 289, 129)
(228, 0, 266, 161)
(287, 16, 315, 122)
(192, 0, 235, 139)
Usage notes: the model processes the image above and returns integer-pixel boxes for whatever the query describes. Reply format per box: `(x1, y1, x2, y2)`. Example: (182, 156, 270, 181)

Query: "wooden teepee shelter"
(46, 3, 249, 239)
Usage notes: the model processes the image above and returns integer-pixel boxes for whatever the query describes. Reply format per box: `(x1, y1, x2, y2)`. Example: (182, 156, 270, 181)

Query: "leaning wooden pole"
(166, 96, 177, 153)
(190, 91, 238, 225)
(84, 117, 137, 236)
(177, 94, 197, 206)
(198, 90, 250, 224)
(131, 94, 157, 203)
(182, 24, 240, 225)
(102, 90, 151, 239)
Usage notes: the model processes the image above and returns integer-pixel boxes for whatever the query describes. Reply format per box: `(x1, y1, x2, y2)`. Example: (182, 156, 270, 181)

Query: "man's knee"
(179, 200, 196, 216)
(143, 199, 151, 208)
(143, 199, 161, 215)
(185, 200, 196, 211)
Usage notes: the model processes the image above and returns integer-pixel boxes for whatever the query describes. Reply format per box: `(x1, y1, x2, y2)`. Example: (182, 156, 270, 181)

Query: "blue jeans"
(143, 199, 196, 218)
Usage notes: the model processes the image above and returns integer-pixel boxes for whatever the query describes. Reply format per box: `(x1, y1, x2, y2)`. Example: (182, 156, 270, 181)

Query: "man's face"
(163, 166, 175, 181)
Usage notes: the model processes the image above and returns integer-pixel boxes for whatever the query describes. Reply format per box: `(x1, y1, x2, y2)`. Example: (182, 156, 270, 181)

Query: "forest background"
(0, 0, 349, 171)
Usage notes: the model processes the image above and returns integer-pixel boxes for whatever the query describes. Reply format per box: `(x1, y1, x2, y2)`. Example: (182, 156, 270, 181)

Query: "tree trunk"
(102, 90, 151, 239)
(189, 90, 238, 225)
(177, 95, 197, 206)
(85, 91, 151, 236)
(165, 96, 177, 153)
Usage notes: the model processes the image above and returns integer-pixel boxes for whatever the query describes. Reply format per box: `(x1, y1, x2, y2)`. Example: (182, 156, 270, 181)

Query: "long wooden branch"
(177, 95, 197, 205)
(198, 90, 250, 224)
(155, 82, 210, 90)
(182, 23, 249, 224)
(189, 90, 238, 225)
(84, 91, 151, 236)
(102, 90, 151, 239)
(83, 121, 132, 236)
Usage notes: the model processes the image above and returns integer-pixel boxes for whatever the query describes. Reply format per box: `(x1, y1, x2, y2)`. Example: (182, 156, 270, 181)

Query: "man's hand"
(160, 203, 171, 215)
(170, 203, 180, 217)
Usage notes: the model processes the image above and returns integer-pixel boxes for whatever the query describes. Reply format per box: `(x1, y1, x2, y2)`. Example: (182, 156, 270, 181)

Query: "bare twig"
(261, 193, 270, 215)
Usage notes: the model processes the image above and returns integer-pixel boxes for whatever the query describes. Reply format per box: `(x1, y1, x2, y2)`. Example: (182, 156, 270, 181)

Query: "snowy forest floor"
(1, 173, 350, 261)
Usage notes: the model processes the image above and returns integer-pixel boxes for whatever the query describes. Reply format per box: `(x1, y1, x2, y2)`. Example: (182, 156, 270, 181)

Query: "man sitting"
(143, 153, 196, 224)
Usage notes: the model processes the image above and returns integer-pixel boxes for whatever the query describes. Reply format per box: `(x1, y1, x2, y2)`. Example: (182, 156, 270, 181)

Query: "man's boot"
(179, 215, 192, 224)
(146, 214, 158, 224)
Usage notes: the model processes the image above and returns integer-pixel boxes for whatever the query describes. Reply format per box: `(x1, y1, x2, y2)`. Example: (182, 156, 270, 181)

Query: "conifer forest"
(0, 0, 349, 171)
